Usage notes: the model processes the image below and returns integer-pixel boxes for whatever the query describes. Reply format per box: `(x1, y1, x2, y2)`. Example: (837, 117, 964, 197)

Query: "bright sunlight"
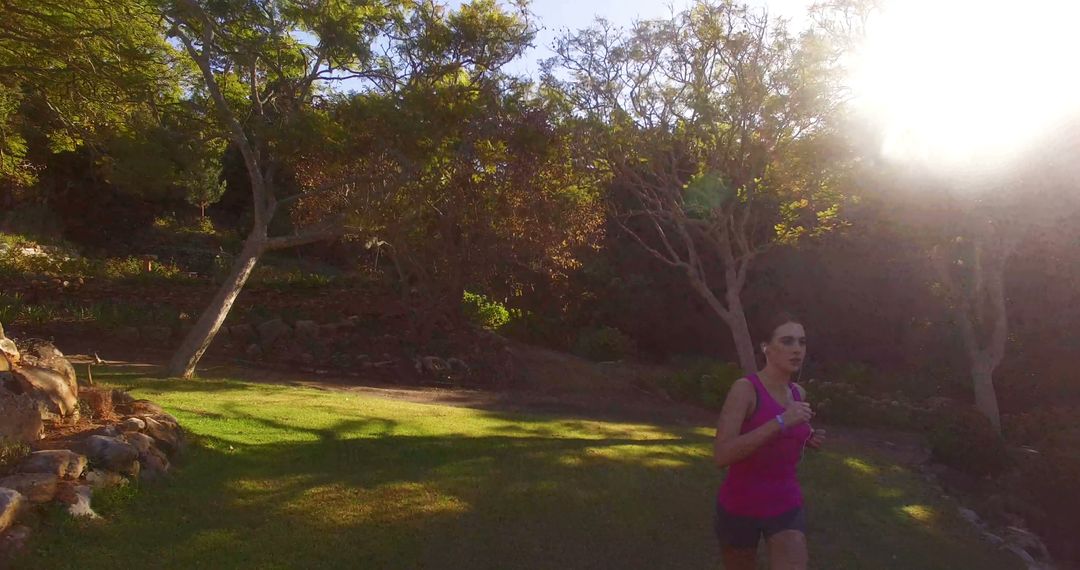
(849, 0, 1080, 174)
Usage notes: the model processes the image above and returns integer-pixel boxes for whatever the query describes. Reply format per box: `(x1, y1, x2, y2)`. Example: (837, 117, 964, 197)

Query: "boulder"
(0, 473, 58, 503)
(229, 324, 256, 340)
(17, 450, 87, 479)
(0, 390, 43, 443)
(0, 339, 19, 366)
(140, 416, 184, 456)
(0, 524, 31, 557)
(294, 320, 320, 339)
(0, 489, 26, 534)
(84, 469, 126, 490)
(60, 484, 97, 519)
(73, 435, 139, 475)
(117, 399, 165, 416)
(119, 417, 146, 432)
(16, 341, 77, 395)
(258, 318, 292, 347)
(126, 432, 170, 481)
(11, 366, 78, 419)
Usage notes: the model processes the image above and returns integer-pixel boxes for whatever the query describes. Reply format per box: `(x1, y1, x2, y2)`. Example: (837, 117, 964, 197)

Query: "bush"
(659, 357, 743, 410)
(462, 291, 510, 330)
(573, 326, 635, 361)
(0, 438, 30, 475)
(928, 407, 1010, 477)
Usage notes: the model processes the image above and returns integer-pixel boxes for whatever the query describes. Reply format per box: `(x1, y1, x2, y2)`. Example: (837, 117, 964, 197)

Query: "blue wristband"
(775, 414, 786, 432)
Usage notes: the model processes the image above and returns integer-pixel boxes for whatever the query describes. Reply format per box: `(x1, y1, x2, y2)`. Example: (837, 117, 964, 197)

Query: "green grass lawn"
(15, 371, 1020, 569)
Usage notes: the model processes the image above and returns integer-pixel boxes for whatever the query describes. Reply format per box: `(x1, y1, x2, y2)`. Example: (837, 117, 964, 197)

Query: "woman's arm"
(714, 378, 814, 467)
(714, 378, 782, 468)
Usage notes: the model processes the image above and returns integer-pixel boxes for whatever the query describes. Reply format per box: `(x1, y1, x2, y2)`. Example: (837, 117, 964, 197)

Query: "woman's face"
(765, 322, 806, 375)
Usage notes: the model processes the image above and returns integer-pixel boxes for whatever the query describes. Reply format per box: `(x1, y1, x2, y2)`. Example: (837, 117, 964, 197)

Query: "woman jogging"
(713, 313, 825, 570)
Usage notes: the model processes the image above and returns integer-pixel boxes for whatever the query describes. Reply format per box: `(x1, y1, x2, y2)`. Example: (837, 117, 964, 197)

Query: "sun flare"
(849, 0, 1080, 174)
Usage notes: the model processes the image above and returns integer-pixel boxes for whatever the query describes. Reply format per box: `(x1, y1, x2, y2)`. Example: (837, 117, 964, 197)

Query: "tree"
(877, 121, 1080, 432)
(161, 0, 406, 378)
(547, 0, 849, 371)
(290, 1, 606, 345)
(0, 0, 182, 202)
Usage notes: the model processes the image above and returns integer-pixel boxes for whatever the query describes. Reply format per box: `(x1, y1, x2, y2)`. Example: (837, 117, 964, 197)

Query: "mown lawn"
(16, 371, 1020, 569)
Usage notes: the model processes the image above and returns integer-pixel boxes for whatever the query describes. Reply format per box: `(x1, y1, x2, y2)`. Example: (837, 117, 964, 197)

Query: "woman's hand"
(781, 401, 813, 428)
(807, 428, 826, 449)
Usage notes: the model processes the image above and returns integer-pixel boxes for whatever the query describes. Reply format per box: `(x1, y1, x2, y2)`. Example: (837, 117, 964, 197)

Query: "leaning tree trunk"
(166, 235, 264, 379)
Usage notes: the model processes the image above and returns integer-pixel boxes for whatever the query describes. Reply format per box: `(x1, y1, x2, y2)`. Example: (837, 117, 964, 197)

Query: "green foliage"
(573, 326, 636, 361)
(0, 438, 30, 475)
(659, 357, 743, 409)
(928, 407, 1010, 477)
(462, 291, 510, 330)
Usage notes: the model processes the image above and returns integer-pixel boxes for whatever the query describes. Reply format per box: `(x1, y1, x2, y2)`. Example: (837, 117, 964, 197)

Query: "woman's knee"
(767, 530, 807, 570)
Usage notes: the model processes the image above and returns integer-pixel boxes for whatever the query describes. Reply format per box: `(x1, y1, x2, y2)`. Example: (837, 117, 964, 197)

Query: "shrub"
(0, 438, 30, 475)
(928, 406, 1010, 477)
(462, 291, 511, 330)
(659, 357, 743, 409)
(573, 326, 635, 361)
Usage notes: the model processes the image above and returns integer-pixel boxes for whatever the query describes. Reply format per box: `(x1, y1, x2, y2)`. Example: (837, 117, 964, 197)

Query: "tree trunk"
(971, 355, 1002, 433)
(166, 235, 264, 378)
(688, 275, 758, 373)
(726, 293, 757, 373)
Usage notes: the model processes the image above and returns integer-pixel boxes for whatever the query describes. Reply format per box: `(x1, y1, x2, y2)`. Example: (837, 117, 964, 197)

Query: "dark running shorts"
(714, 503, 807, 549)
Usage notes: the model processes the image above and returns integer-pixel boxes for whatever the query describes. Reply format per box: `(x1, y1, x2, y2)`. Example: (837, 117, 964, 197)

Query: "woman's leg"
(720, 545, 759, 570)
(765, 530, 807, 570)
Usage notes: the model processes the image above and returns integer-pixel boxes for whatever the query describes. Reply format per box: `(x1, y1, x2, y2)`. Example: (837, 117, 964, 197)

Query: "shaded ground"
(14, 372, 1021, 570)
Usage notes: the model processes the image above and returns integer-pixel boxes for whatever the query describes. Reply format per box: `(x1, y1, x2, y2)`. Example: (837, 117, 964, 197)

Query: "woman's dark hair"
(756, 311, 803, 344)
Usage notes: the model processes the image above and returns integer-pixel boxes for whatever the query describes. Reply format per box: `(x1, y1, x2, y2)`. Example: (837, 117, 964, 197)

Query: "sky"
(455, 0, 814, 77)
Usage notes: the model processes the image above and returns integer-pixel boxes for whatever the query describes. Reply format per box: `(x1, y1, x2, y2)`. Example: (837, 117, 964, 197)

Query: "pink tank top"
(717, 374, 812, 518)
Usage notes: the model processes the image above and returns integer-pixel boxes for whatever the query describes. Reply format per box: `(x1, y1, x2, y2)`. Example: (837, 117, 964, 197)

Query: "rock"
(0, 489, 26, 535)
(1003, 526, 1052, 566)
(140, 416, 183, 455)
(319, 323, 339, 337)
(62, 484, 97, 519)
(119, 417, 146, 432)
(257, 318, 292, 347)
(73, 435, 139, 474)
(119, 399, 165, 416)
(16, 341, 77, 395)
(0, 338, 19, 366)
(141, 326, 172, 345)
(245, 343, 263, 360)
(123, 432, 170, 479)
(447, 358, 469, 373)
(0, 390, 43, 443)
(11, 366, 78, 419)
(84, 425, 120, 438)
(117, 326, 140, 341)
(958, 507, 984, 527)
(84, 469, 125, 490)
(0, 524, 31, 556)
(230, 324, 256, 340)
(17, 450, 87, 479)
(294, 320, 320, 339)
(0, 473, 58, 503)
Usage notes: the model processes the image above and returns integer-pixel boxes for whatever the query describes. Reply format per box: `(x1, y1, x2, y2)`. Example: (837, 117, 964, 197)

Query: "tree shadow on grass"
(17, 380, 1021, 570)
